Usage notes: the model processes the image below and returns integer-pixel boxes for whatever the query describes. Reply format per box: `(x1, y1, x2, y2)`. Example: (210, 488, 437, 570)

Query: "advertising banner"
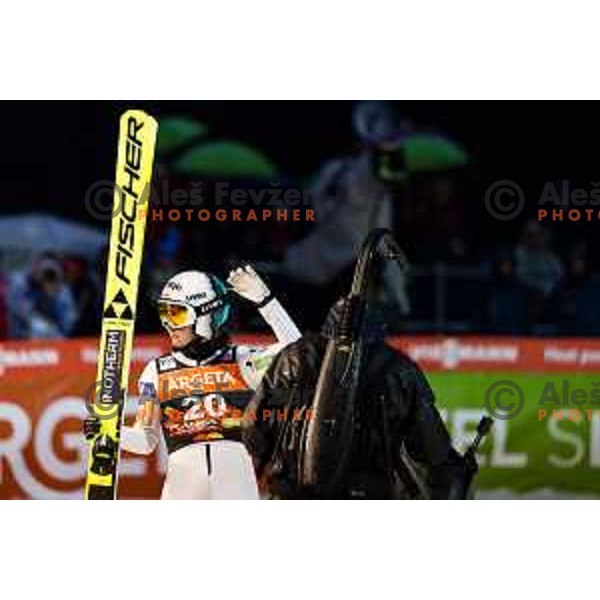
(1, 335, 599, 499)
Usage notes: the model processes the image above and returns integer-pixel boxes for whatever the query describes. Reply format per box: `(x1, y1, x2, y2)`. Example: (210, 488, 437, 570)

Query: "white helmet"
(158, 270, 231, 339)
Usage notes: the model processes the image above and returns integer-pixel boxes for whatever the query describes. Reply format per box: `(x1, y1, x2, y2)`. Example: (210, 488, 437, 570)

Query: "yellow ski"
(85, 110, 158, 500)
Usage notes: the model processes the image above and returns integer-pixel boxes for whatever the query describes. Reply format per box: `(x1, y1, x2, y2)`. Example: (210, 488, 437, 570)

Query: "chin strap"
(177, 333, 230, 364)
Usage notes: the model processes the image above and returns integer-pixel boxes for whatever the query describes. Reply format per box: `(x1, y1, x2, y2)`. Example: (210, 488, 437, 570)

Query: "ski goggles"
(157, 301, 196, 329)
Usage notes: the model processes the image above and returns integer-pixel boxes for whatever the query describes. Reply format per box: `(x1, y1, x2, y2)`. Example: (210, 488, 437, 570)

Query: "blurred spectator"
(560, 246, 600, 335)
(264, 101, 411, 327)
(281, 101, 398, 286)
(270, 103, 471, 329)
(7, 253, 77, 339)
(514, 221, 564, 297)
(507, 222, 563, 331)
(62, 256, 100, 337)
(489, 255, 529, 334)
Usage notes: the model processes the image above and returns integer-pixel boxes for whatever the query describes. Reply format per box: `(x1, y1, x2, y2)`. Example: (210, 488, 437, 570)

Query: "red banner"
(2, 334, 600, 499)
(388, 336, 600, 372)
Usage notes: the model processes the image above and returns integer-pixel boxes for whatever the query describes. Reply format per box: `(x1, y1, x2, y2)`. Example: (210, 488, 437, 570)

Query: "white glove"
(227, 265, 271, 305)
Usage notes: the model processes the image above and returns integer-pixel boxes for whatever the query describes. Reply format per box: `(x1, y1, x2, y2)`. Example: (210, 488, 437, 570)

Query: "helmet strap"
(178, 332, 230, 363)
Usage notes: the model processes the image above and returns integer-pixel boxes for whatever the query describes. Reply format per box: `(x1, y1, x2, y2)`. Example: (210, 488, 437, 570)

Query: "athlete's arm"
(227, 264, 301, 350)
(236, 296, 302, 388)
(120, 360, 161, 455)
(257, 296, 301, 350)
(228, 264, 301, 389)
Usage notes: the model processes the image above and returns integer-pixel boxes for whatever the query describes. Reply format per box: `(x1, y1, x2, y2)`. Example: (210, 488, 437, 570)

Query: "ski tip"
(119, 109, 158, 132)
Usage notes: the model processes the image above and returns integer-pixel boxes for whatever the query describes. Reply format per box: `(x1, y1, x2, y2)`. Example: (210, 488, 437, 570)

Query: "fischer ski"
(84, 110, 158, 500)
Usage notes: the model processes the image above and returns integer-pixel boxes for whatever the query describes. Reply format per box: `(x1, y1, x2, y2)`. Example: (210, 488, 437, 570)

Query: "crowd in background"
(1, 101, 599, 341)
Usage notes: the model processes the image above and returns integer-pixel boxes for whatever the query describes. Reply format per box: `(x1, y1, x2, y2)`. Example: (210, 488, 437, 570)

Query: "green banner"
(431, 372, 600, 498)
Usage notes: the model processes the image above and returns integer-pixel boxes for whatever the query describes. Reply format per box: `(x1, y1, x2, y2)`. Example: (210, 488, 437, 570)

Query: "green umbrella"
(173, 140, 278, 178)
(156, 117, 210, 156)
(405, 133, 469, 173)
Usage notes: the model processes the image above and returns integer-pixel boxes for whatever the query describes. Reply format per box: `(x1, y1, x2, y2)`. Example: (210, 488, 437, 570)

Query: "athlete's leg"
(209, 441, 259, 500)
(161, 443, 211, 499)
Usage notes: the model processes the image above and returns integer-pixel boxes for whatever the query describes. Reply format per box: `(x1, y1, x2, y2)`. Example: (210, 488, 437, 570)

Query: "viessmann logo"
(407, 339, 520, 369)
(0, 346, 60, 374)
